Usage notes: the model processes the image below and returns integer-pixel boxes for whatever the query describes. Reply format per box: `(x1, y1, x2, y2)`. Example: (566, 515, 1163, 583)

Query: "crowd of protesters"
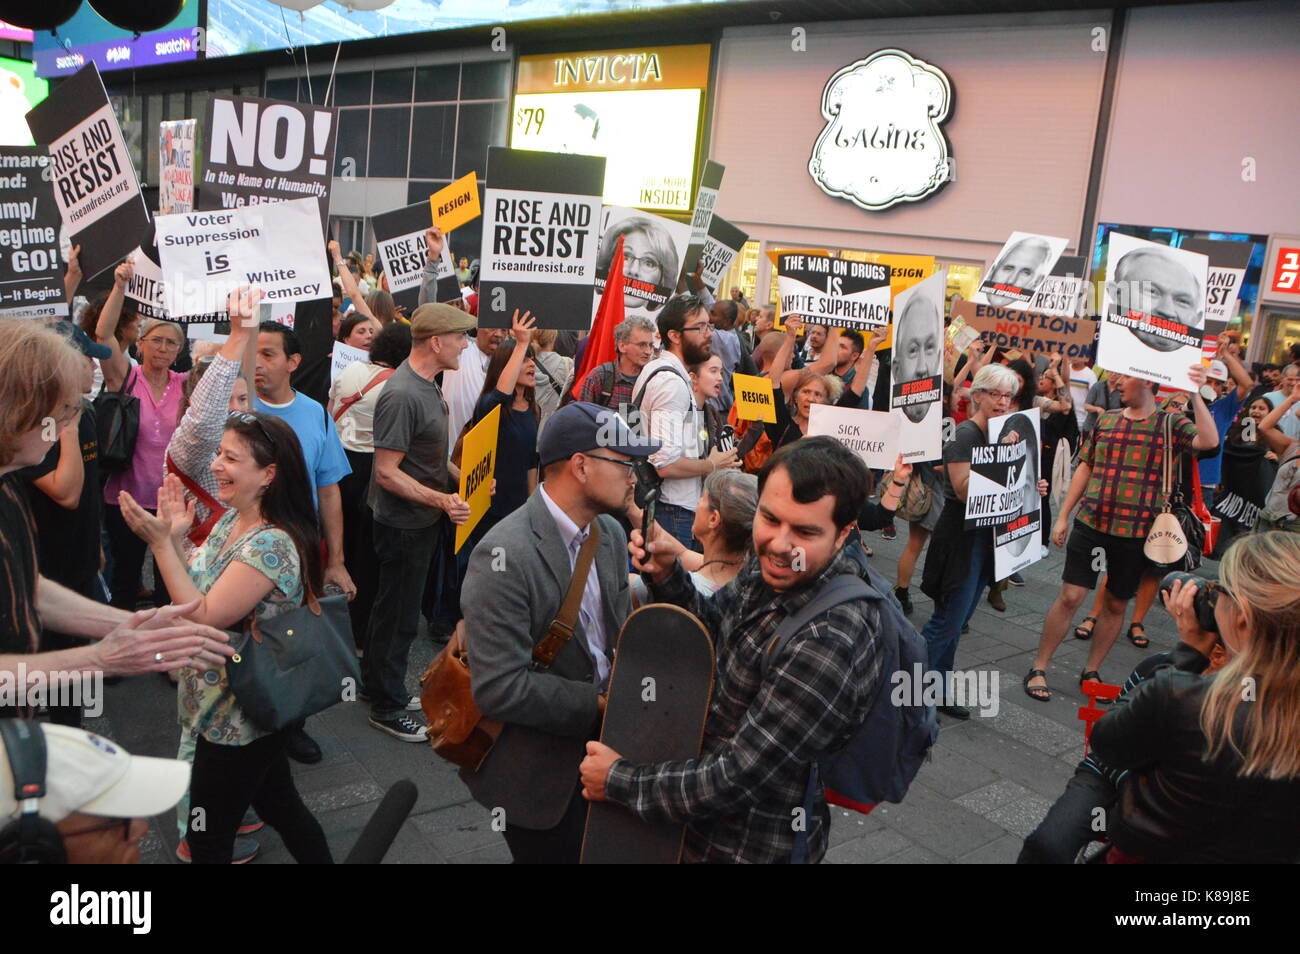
(2, 223, 1299, 866)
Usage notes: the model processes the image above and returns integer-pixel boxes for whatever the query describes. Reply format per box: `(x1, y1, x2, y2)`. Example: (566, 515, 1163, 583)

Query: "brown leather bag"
(420, 521, 602, 771)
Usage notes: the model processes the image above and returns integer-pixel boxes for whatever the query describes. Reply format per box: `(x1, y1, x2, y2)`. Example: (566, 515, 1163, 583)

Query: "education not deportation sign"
(776, 251, 891, 330)
(154, 197, 329, 319)
(0, 146, 67, 318)
(197, 96, 337, 235)
(951, 300, 1098, 360)
(24, 62, 149, 281)
(370, 201, 460, 313)
(478, 146, 605, 330)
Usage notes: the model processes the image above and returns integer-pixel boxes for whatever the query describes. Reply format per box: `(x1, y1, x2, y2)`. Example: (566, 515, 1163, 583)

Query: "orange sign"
(430, 172, 480, 234)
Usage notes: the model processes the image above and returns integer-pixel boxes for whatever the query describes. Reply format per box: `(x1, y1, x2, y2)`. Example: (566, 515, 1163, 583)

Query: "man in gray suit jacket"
(460, 402, 660, 863)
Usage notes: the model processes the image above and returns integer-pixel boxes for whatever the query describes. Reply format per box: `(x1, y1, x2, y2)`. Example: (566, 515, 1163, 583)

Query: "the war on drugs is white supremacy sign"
(478, 146, 605, 330)
(24, 62, 149, 281)
(0, 146, 67, 318)
(154, 197, 329, 319)
(777, 252, 891, 330)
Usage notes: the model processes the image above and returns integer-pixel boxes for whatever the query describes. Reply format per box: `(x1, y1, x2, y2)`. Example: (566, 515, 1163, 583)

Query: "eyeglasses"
(62, 816, 134, 842)
(140, 335, 182, 350)
(228, 410, 277, 448)
(981, 389, 1016, 401)
(625, 340, 655, 351)
(582, 453, 637, 473)
(622, 252, 663, 274)
(681, 323, 712, 335)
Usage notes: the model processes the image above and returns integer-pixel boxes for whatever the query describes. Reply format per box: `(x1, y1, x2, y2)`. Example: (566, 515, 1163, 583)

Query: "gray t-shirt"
(368, 361, 452, 529)
(940, 419, 985, 501)
(1084, 379, 1123, 433)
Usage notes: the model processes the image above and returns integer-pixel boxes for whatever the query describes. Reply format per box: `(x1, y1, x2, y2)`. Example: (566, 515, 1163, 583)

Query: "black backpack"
(93, 367, 140, 477)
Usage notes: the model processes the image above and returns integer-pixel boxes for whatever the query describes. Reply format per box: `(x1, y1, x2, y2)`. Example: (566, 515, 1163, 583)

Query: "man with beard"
(983, 236, 1054, 308)
(894, 293, 943, 424)
(633, 295, 740, 548)
(1109, 248, 1204, 354)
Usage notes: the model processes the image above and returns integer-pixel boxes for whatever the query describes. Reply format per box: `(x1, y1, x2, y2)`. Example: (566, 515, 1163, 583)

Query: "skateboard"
(580, 603, 714, 864)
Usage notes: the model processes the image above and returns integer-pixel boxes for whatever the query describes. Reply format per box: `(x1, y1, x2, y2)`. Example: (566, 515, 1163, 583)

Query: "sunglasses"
(228, 411, 277, 448)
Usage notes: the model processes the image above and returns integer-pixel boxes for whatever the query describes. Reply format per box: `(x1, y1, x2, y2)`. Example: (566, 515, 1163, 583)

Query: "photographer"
(1088, 533, 1300, 863)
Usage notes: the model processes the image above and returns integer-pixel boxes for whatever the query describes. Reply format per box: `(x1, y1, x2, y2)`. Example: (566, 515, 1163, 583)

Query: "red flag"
(571, 233, 625, 401)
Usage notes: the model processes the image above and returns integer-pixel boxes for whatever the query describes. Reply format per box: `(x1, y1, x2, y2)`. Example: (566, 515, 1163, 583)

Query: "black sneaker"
(881, 524, 897, 540)
(369, 714, 428, 742)
(938, 704, 972, 720)
(893, 586, 914, 617)
(284, 725, 322, 764)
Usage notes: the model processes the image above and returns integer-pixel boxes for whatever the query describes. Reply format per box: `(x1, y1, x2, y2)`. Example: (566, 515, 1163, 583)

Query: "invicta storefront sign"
(808, 49, 953, 212)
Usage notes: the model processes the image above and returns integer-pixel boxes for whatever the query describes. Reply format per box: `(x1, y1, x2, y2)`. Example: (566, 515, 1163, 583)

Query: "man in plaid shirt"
(1025, 367, 1218, 701)
(579, 438, 885, 863)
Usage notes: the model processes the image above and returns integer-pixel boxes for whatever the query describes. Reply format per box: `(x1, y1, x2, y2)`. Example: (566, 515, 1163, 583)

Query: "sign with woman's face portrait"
(592, 205, 692, 322)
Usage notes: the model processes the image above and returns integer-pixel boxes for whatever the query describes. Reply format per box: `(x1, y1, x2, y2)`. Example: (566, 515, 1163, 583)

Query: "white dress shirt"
(539, 485, 610, 687)
(635, 350, 705, 510)
(440, 343, 491, 459)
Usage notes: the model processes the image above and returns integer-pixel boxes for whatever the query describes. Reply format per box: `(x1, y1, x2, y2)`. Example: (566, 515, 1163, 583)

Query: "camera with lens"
(1159, 571, 1222, 634)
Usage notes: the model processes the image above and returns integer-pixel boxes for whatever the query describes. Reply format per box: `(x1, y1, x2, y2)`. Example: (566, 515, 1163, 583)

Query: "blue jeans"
(367, 519, 443, 720)
(655, 502, 697, 551)
(921, 539, 992, 682)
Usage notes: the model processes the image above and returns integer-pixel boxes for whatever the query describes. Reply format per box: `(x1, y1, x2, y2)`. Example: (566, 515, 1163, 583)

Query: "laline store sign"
(809, 48, 954, 212)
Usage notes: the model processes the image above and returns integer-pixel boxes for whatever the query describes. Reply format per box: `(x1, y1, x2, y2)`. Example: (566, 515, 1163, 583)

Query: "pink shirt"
(104, 367, 187, 510)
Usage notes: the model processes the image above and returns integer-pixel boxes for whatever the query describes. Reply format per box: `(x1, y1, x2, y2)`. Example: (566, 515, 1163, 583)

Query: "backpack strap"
(761, 575, 874, 678)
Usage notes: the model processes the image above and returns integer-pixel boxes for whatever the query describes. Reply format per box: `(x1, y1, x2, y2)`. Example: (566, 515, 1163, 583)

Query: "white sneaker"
(406, 696, 421, 711)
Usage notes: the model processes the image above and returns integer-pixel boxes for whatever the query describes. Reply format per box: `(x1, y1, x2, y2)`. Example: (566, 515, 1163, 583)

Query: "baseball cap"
(0, 722, 190, 825)
(48, 320, 111, 360)
(537, 401, 661, 469)
(410, 302, 476, 340)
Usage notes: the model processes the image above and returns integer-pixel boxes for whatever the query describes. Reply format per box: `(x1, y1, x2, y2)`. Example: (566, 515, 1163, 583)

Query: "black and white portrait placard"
(890, 269, 946, 462)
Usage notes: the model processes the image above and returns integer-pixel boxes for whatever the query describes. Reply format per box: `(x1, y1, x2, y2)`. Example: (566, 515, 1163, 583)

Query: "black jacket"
(1091, 643, 1300, 863)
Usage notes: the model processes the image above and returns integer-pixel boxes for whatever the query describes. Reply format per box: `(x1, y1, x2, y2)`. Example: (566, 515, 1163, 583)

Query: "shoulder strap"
(1161, 411, 1174, 504)
(761, 575, 873, 677)
(166, 453, 228, 546)
(531, 520, 602, 668)
(631, 364, 683, 411)
(333, 367, 394, 422)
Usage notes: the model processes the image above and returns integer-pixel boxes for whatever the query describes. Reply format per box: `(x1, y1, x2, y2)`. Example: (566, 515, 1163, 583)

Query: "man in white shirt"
(440, 326, 504, 455)
(1067, 357, 1097, 432)
(632, 296, 739, 548)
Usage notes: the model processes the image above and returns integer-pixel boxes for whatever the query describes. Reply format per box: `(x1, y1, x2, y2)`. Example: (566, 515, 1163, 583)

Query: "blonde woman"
(1090, 532, 1300, 863)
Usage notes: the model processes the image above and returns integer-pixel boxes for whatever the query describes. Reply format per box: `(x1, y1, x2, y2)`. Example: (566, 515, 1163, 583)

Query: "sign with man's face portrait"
(592, 205, 692, 322)
(1096, 232, 1208, 392)
(890, 269, 945, 462)
(973, 232, 1069, 311)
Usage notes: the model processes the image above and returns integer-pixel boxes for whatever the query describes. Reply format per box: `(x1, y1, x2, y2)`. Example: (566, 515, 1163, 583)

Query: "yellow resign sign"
(455, 404, 500, 552)
(430, 171, 481, 234)
(733, 373, 777, 423)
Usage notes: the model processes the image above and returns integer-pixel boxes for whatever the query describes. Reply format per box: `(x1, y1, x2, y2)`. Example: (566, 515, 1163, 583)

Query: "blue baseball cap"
(49, 320, 111, 360)
(538, 401, 661, 469)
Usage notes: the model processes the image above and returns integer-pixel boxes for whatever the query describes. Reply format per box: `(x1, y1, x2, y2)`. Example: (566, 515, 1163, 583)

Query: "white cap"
(0, 724, 190, 825)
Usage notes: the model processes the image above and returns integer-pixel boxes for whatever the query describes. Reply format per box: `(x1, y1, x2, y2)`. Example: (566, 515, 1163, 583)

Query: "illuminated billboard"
(0, 21, 34, 42)
(0, 59, 49, 146)
(511, 45, 710, 213)
(32, 4, 200, 78)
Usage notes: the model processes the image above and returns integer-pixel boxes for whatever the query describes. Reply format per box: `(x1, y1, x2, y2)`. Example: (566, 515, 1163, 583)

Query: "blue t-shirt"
(1199, 389, 1243, 486)
(255, 391, 352, 507)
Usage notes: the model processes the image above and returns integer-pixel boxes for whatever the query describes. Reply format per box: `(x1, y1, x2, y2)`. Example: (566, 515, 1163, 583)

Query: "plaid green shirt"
(1077, 410, 1197, 539)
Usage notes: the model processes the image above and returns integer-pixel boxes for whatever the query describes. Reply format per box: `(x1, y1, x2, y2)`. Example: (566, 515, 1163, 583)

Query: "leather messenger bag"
(420, 523, 601, 771)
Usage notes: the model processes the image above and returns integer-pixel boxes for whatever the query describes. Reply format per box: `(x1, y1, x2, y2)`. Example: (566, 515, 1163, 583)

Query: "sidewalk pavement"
(85, 525, 1191, 864)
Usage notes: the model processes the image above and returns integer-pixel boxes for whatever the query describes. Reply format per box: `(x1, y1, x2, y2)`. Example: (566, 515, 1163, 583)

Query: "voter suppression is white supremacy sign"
(777, 252, 891, 330)
(807, 404, 899, 469)
(154, 197, 329, 319)
(124, 244, 225, 324)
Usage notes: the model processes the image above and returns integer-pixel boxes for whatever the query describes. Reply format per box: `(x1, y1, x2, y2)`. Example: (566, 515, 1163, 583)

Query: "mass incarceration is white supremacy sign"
(777, 252, 891, 330)
(154, 197, 329, 319)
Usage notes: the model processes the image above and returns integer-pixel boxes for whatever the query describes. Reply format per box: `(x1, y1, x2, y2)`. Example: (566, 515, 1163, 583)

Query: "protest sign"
(124, 242, 224, 325)
(24, 62, 149, 281)
(430, 172, 480, 234)
(808, 404, 899, 469)
(1027, 254, 1088, 318)
(680, 159, 724, 278)
(479, 147, 605, 330)
(592, 205, 691, 322)
(1096, 233, 1208, 391)
(963, 408, 1043, 579)
(1182, 238, 1251, 374)
(777, 252, 891, 331)
(890, 270, 946, 462)
(0, 146, 67, 318)
(331, 341, 369, 384)
(952, 300, 1098, 360)
(698, 215, 749, 296)
(973, 232, 1069, 311)
(159, 119, 197, 215)
(456, 404, 501, 552)
(370, 201, 459, 313)
(154, 196, 329, 319)
(198, 96, 336, 234)
(947, 316, 980, 354)
(732, 372, 777, 423)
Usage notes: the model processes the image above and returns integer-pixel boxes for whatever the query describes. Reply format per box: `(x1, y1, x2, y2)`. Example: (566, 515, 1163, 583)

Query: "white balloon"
(266, 0, 327, 12)
(330, 0, 396, 10)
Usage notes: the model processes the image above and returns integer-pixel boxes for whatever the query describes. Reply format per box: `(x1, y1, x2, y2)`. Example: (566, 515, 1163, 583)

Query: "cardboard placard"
(1095, 233, 1208, 392)
(456, 404, 501, 552)
(807, 404, 899, 469)
(0, 146, 67, 318)
(973, 232, 1069, 311)
(732, 372, 777, 423)
(698, 214, 749, 295)
(124, 242, 225, 324)
(430, 171, 481, 233)
(478, 147, 605, 330)
(198, 96, 337, 234)
(963, 408, 1044, 580)
(952, 300, 1099, 360)
(592, 205, 691, 323)
(24, 62, 150, 281)
(370, 201, 459, 313)
(330, 341, 369, 383)
(777, 251, 891, 330)
(890, 270, 946, 462)
(159, 119, 197, 215)
(681, 159, 724, 278)
(154, 197, 330, 319)
(1027, 254, 1088, 318)
(1182, 237, 1252, 373)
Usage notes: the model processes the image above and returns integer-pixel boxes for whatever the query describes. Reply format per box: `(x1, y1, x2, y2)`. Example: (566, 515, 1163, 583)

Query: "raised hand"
(114, 257, 134, 288)
(511, 309, 536, 345)
(424, 226, 445, 260)
(226, 285, 265, 329)
(156, 474, 195, 541)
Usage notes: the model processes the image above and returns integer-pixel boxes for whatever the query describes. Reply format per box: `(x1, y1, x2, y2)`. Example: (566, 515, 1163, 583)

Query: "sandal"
(1126, 622, 1150, 648)
(1072, 616, 1097, 641)
(1079, 669, 1102, 689)
(1023, 669, 1051, 702)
